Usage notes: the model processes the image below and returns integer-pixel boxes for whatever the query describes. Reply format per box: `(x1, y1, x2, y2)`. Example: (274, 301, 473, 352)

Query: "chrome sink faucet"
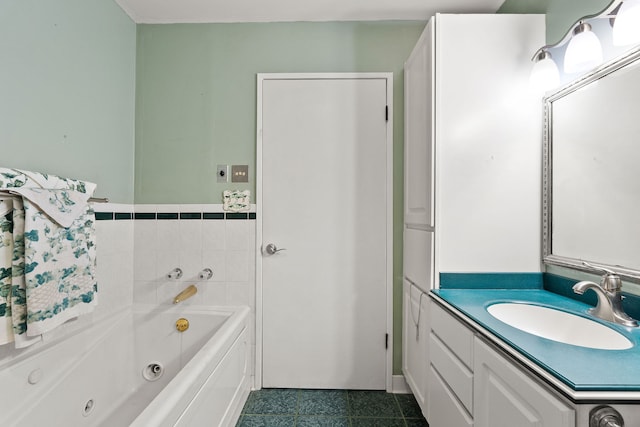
(572, 264, 638, 327)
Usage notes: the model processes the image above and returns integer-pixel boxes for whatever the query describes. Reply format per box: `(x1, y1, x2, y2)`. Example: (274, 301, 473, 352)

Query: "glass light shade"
(530, 54, 560, 92)
(613, 0, 640, 46)
(564, 24, 603, 74)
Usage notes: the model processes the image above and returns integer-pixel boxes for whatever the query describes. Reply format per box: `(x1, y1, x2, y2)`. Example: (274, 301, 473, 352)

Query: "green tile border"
(203, 212, 225, 219)
(226, 212, 248, 220)
(114, 212, 132, 220)
(94, 211, 255, 221)
(180, 212, 202, 220)
(134, 212, 156, 220)
(157, 212, 179, 220)
(95, 212, 113, 221)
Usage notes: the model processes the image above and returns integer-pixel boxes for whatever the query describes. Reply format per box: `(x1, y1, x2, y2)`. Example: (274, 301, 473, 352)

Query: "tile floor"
(236, 389, 430, 426)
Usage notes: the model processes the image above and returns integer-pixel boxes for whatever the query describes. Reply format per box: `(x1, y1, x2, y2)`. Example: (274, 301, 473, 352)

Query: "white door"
(258, 74, 392, 390)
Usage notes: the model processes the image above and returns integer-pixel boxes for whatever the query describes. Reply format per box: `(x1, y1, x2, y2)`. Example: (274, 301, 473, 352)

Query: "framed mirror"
(543, 46, 640, 282)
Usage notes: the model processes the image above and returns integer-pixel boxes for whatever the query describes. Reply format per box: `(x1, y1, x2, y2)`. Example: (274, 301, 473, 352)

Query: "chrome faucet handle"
(167, 268, 183, 280)
(582, 261, 617, 276)
(199, 268, 213, 280)
(582, 262, 621, 291)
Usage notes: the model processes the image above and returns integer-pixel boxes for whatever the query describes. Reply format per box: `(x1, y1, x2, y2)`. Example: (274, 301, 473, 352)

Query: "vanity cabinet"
(428, 299, 576, 427)
(428, 303, 474, 427)
(474, 338, 575, 427)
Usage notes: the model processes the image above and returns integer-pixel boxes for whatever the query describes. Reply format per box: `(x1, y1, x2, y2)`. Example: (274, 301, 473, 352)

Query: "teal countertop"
(432, 289, 640, 392)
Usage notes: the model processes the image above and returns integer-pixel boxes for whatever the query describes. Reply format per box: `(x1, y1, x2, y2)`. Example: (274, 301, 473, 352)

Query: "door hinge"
(385, 333, 389, 349)
(385, 105, 389, 122)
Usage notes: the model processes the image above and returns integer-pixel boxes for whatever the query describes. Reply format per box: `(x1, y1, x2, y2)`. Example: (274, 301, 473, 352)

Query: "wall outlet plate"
(216, 165, 229, 183)
(231, 165, 249, 183)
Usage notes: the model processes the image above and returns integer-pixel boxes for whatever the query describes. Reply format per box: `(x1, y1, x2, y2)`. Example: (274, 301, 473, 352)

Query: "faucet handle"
(199, 268, 213, 280)
(582, 262, 622, 291)
(167, 268, 183, 280)
(601, 274, 622, 292)
(582, 261, 617, 276)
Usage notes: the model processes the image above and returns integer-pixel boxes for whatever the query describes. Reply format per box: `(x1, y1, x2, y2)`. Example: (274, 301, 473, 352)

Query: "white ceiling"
(115, 0, 506, 24)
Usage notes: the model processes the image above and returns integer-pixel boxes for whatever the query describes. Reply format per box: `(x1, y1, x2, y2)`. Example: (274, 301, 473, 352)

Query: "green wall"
(499, 0, 611, 43)
(136, 21, 426, 374)
(0, 0, 136, 203)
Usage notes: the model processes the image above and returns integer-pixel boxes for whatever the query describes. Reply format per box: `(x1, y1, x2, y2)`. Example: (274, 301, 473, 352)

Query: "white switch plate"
(216, 165, 229, 183)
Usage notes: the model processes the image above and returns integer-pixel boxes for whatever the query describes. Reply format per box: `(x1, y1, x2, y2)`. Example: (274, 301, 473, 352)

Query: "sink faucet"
(572, 265, 638, 327)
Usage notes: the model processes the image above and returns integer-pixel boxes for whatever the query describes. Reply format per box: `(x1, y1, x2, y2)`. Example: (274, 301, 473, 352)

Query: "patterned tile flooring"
(236, 389, 430, 426)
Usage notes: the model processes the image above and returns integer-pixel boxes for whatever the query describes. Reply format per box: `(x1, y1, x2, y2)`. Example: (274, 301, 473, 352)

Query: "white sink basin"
(487, 303, 633, 350)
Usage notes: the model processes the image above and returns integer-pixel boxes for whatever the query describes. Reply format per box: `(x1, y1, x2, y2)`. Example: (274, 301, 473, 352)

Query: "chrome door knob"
(264, 243, 286, 255)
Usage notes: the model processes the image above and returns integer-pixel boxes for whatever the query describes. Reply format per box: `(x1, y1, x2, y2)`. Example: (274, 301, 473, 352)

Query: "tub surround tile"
(226, 251, 249, 282)
(115, 212, 133, 220)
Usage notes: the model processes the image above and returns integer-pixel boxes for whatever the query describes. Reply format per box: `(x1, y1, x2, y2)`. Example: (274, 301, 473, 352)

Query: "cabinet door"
(403, 19, 434, 228)
(402, 280, 429, 415)
(474, 338, 574, 427)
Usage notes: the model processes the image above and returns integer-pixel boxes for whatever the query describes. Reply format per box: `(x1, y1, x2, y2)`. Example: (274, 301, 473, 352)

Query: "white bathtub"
(0, 305, 251, 427)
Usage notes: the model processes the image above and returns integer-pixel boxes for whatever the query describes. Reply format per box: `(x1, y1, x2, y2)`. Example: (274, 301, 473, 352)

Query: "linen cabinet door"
(403, 19, 434, 228)
(474, 338, 574, 427)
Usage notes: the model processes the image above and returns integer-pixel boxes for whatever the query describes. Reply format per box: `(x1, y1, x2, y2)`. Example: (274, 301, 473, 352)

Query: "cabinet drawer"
(428, 364, 473, 427)
(430, 302, 474, 369)
(430, 333, 473, 413)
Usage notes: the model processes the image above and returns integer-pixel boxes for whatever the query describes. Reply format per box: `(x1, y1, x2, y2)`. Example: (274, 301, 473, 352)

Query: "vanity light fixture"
(613, 0, 640, 45)
(530, 49, 560, 92)
(564, 21, 604, 73)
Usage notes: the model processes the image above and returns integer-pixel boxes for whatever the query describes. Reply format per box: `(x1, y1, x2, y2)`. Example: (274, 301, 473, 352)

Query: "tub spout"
(173, 284, 197, 304)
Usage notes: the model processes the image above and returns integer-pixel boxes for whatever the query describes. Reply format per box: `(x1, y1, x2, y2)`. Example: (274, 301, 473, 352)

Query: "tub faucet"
(572, 266, 638, 327)
(173, 284, 197, 304)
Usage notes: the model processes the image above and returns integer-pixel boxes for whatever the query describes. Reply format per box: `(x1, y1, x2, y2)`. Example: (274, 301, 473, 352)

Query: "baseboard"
(391, 374, 411, 394)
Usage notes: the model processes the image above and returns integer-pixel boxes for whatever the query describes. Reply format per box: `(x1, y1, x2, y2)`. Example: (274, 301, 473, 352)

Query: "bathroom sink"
(487, 303, 633, 350)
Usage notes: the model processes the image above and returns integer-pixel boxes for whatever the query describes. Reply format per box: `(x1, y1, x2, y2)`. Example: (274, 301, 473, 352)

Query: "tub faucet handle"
(199, 268, 213, 280)
(167, 268, 183, 280)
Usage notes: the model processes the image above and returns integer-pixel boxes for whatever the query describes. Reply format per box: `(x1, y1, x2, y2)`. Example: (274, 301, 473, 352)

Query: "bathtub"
(0, 304, 251, 427)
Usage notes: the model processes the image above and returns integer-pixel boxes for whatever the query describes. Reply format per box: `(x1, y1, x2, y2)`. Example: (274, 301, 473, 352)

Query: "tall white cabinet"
(402, 13, 545, 423)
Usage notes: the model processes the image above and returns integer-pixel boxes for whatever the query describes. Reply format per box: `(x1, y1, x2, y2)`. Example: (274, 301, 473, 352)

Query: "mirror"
(543, 48, 640, 282)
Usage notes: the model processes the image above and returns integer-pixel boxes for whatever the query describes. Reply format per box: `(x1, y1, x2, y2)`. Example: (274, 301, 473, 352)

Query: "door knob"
(264, 243, 286, 255)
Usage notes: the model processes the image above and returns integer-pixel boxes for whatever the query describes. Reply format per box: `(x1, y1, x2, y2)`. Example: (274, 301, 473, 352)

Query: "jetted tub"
(0, 305, 251, 427)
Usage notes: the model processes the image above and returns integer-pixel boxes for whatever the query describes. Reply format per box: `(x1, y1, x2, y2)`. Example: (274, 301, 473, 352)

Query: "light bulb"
(530, 51, 560, 93)
(613, 0, 640, 46)
(564, 22, 603, 74)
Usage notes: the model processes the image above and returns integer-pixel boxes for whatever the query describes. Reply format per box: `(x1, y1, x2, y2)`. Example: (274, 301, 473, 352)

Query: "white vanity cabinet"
(428, 302, 474, 427)
(474, 338, 575, 427)
(429, 299, 576, 427)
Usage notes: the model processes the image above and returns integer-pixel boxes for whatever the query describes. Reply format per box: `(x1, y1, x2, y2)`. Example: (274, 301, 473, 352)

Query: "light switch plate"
(216, 165, 229, 183)
(231, 165, 249, 183)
